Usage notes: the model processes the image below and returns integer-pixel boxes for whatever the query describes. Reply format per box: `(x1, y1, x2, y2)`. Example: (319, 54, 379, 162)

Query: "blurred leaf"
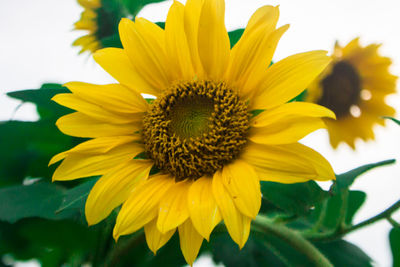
(210, 229, 371, 267)
(123, 0, 168, 17)
(0, 179, 96, 223)
(0, 120, 73, 185)
(384, 116, 400, 126)
(314, 240, 372, 267)
(261, 181, 328, 216)
(56, 178, 98, 215)
(7, 84, 70, 119)
(290, 89, 308, 102)
(210, 231, 301, 267)
(390, 228, 400, 267)
(100, 33, 123, 49)
(334, 159, 395, 192)
(0, 218, 98, 267)
(228, 29, 244, 48)
(1, 85, 79, 185)
(0, 183, 70, 223)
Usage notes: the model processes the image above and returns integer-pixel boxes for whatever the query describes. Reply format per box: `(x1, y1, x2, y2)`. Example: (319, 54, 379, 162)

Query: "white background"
(1, 0, 399, 266)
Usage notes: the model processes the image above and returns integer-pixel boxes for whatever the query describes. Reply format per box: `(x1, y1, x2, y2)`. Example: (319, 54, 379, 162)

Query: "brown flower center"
(143, 80, 249, 181)
(318, 60, 362, 118)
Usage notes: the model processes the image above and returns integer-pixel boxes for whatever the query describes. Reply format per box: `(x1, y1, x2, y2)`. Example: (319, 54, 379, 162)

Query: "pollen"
(143, 80, 250, 181)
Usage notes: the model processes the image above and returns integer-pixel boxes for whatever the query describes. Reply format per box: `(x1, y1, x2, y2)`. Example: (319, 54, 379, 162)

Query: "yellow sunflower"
(307, 38, 397, 149)
(73, 0, 123, 53)
(51, 1, 336, 265)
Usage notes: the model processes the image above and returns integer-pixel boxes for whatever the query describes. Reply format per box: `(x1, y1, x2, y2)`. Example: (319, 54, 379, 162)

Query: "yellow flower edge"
(51, 1, 336, 265)
(73, 0, 102, 54)
(307, 38, 397, 149)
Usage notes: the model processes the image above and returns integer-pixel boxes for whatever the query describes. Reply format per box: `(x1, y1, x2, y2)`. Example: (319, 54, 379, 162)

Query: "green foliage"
(1, 80, 398, 266)
(210, 229, 372, 267)
(122, 0, 168, 17)
(261, 181, 328, 216)
(313, 240, 372, 267)
(0, 179, 96, 223)
(228, 28, 244, 48)
(390, 228, 400, 267)
(1, 84, 75, 185)
(334, 159, 395, 192)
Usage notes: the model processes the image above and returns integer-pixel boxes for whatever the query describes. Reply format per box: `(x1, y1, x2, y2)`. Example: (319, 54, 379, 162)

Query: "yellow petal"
(52, 94, 141, 124)
(119, 18, 171, 93)
(64, 82, 148, 114)
(157, 180, 191, 233)
(226, 6, 283, 97)
(93, 48, 159, 96)
(240, 5, 279, 41)
(178, 219, 203, 266)
(212, 170, 251, 248)
(187, 176, 221, 240)
(222, 160, 261, 219)
(85, 159, 153, 225)
(184, 0, 204, 75)
(241, 141, 335, 183)
(197, 0, 230, 79)
(49, 135, 140, 166)
(56, 112, 141, 138)
(240, 25, 289, 99)
(52, 143, 143, 181)
(251, 51, 331, 110)
(113, 174, 175, 240)
(249, 102, 335, 145)
(165, 1, 195, 81)
(145, 218, 175, 254)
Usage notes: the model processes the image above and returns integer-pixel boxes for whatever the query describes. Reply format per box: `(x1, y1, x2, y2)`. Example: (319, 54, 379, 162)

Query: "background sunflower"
(307, 38, 397, 149)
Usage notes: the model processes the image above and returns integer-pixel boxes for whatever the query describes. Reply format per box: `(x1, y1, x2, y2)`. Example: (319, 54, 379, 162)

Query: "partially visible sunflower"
(73, 0, 123, 53)
(51, 1, 336, 265)
(307, 38, 397, 149)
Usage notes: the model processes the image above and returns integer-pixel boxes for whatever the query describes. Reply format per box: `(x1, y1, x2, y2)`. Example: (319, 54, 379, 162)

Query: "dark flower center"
(318, 60, 362, 118)
(143, 80, 249, 181)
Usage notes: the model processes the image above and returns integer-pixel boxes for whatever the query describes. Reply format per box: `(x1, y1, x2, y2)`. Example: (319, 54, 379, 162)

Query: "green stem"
(388, 217, 400, 228)
(253, 215, 333, 267)
(306, 199, 400, 241)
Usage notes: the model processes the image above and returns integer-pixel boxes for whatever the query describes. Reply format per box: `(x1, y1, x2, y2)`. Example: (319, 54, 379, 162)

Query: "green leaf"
(390, 228, 400, 267)
(7, 84, 70, 119)
(0, 120, 73, 185)
(314, 240, 372, 267)
(314, 190, 366, 231)
(123, 0, 168, 17)
(56, 178, 98, 215)
(384, 116, 400, 126)
(261, 181, 328, 216)
(345, 191, 366, 225)
(228, 28, 244, 48)
(335, 159, 396, 191)
(0, 182, 70, 223)
(210, 231, 305, 267)
(0, 180, 96, 223)
(0, 218, 98, 267)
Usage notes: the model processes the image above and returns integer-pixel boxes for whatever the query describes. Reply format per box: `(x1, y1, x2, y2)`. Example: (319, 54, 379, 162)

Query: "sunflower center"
(143, 80, 249, 181)
(318, 60, 362, 118)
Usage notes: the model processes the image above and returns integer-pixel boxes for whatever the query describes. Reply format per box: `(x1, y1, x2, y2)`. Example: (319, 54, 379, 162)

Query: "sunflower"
(51, 1, 335, 265)
(72, 0, 123, 53)
(307, 38, 397, 149)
